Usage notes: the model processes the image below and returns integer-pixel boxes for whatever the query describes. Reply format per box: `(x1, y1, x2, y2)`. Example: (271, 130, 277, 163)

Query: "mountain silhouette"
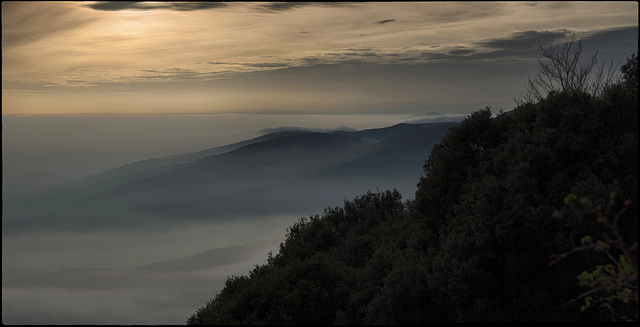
(3, 122, 457, 234)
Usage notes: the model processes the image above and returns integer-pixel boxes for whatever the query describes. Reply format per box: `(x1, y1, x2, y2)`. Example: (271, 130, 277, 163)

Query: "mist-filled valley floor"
(2, 238, 283, 324)
(2, 117, 458, 324)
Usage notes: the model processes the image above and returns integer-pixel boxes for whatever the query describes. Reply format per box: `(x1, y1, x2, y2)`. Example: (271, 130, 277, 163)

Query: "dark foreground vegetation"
(187, 39, 638, 323)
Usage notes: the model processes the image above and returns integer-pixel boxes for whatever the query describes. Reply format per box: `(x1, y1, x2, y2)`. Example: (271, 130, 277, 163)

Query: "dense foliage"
(187, 52, 637, 324)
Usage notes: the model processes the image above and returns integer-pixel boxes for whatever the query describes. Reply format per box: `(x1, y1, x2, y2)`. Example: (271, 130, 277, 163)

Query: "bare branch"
(515, 33, 621, 104)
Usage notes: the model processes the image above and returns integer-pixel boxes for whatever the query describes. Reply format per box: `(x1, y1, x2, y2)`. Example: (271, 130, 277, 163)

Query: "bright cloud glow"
(2, 1, 638, 115)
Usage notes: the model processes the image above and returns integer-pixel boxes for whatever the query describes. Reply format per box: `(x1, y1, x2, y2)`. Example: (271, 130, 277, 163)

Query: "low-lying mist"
(2, 113, 464, 325)
(2, 216, 291, 325)
(2, 215, 294, 280)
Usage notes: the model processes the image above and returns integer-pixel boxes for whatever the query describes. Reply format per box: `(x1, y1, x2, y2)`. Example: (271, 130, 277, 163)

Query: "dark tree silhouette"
(516, 33, 620, 105)
(187, 49, 637, 324)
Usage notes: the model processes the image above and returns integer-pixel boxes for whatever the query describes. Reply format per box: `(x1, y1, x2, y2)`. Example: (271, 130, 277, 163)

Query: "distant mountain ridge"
(3, 121, 458, 234)
(57, 130, 317, 188)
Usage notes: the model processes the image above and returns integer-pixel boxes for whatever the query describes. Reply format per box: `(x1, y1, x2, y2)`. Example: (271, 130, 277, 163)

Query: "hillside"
(187, 54, 638, 323)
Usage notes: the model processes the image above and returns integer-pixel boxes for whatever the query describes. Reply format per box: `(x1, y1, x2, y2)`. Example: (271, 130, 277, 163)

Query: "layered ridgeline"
(187, 53, 638, 323)
(3, 121, 456, 234)
(2, 119, 459, 324)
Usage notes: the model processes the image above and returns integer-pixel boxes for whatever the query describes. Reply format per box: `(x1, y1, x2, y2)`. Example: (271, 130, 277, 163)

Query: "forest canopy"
(187, 38, 638, 324)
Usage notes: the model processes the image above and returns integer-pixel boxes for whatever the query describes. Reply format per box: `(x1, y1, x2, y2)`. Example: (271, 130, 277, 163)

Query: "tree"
(187, 48, 638, 324)
(516, 33, 619, 105)
(620, 53, 638, 90)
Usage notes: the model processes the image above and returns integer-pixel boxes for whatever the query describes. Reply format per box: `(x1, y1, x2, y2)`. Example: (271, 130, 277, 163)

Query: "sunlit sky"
(2, 1, 638, 115)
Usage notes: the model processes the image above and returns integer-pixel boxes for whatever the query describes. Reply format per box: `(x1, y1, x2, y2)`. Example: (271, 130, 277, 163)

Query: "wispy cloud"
(255, 2, 357, 13)
(581, 25, 639, 57)
(255, 2, 313, 12)
(86, 1, 228, 11)
(2, 2, 637, 115)
(477, 29, 571, 51)
(1, 2, 95, 47)
(207, 61, 291, 68)
(137, 67, 204, 81)
(375, 19, 396, 24)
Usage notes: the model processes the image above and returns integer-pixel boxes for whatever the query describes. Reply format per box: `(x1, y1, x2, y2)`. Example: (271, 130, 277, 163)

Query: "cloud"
(446, 47, 477, 56)
(271, 29, 577, 67)
(3, 2, 637, 113)
(136, 26, 639, 85)
(473, 27, 638, 63)
(255, 2, 356, 13)
(583, 25, 638, 45)
(140, 67, 200, 77)
(581, 25, 639, 60)
(207, 62, 291, 69)
(477, 29, 571, 51)
(1, 2, 95, 47)
(407, 27, 637, 64)
(86, 1, 228, 11)
(245, 62, 291, 68)
(468, 26, 637, 62)
(256, 2, 313, 12)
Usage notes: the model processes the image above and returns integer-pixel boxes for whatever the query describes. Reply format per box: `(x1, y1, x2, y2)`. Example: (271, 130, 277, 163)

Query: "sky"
(3, 1, 638, 116)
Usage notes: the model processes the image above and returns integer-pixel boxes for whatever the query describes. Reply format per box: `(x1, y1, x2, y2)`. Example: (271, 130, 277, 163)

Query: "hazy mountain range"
(3, 121, 457, 234)
(2, 120, 457, 324)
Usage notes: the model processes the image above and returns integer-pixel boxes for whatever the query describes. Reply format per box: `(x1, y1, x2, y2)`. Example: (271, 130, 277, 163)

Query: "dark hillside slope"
(187, 55, 638, 324)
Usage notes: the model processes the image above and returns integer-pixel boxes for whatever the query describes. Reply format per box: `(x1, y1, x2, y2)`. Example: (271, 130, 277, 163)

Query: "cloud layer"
(86, 1, 229, 11)
(2, 2, 638, 115)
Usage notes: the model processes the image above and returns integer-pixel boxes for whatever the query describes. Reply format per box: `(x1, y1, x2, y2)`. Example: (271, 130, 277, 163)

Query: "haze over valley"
(2, 116, 459, 324)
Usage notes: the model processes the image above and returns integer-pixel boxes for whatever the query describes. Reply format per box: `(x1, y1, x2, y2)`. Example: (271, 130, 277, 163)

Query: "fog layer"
(2, 114, 462, 324)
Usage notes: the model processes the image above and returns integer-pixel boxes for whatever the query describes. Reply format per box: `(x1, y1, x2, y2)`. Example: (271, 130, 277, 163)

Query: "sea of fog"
(2, 112, 468, 324)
